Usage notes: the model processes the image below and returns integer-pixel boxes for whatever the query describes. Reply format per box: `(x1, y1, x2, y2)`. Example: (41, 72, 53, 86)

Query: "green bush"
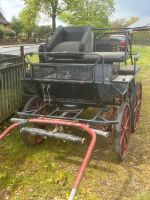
(5, 31, 16, 38)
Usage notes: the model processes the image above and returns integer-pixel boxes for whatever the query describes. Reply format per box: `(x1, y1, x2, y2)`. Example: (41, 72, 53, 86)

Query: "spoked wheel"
(115, 102, 131, 161)
(131, 81, 142, 132)
(21, 96, 45, 147)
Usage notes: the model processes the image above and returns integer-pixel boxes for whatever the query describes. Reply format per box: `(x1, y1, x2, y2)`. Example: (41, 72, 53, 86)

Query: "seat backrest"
(45, 26, 94, 53)
(63, 26, 90, 41)
(46, 25, 64, 52)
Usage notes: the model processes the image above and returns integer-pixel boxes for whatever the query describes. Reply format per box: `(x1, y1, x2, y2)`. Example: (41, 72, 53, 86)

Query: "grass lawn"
(0, 46, 150, 200)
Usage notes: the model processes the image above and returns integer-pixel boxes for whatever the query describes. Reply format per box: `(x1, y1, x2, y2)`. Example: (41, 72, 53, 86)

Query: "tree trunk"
(52, 14, 56, 32)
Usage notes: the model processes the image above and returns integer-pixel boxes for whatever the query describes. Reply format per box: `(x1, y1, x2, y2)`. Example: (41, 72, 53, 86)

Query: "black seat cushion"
(52, 41, 81, 52)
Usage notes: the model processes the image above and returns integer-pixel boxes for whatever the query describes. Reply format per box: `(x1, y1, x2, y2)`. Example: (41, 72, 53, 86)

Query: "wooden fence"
(0, 53, 24, 122)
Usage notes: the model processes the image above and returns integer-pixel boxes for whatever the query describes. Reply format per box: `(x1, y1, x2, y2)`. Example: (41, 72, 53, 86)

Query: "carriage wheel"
(115, 102, 131, 161)
(131, 82, 142, 132)
(21, 96, 45, 146)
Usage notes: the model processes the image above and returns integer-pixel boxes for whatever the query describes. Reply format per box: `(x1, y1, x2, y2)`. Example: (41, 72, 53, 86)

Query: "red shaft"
(0, 118, 96, 199)
(29, 118, 96, 190)
(0, 122, 20, 141)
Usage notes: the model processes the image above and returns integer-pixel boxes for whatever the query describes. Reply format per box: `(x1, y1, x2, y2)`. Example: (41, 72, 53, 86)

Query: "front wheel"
(21, 96, 45, 147)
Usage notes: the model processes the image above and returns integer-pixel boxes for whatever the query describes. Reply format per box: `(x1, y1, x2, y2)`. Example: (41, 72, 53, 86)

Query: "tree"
(11, 17, 24, 37)
(127, 16, 140, 26)
(111, 18, 128, 28)
(36, 25, 52, 38)
(59, 0, 115, 27)
(19, 8, 37, 39)
(23, 0, 66, 31)
(111, 17, 140, 28)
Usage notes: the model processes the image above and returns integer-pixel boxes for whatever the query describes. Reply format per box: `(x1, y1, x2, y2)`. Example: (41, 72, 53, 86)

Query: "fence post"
(20, 46, 24, 64)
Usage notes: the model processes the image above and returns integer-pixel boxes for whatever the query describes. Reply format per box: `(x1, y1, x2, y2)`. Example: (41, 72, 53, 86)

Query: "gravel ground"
(0, 44, 39, 55)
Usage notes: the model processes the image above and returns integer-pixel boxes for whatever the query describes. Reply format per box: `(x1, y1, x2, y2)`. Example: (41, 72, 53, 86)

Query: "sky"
(0, 0, 150, 23)
(113, 0, 150, 20)
(0, 0, 24, 21)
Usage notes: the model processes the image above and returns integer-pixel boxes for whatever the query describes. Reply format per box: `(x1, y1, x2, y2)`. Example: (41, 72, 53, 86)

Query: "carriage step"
(20, 127, 85, 144)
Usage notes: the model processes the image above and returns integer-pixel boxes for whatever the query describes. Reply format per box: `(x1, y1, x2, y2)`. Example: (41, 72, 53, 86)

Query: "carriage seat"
(46, 26, 94, 53)
(52, 41, 82, 52)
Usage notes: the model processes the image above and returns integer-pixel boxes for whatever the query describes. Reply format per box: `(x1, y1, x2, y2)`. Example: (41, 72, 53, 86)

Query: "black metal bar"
(48, 107, 61, 116)
(133, 54, 140, 75)
(26, 52, 102, 67)
(23, 78, 94, 84)
(20, 127, 85, 144)
(17, 111, 119, 126)
(58, 107, 84, 113)
(92, 28, 130, 31)
(92, 109, 102, 120)
(73, 109, 84, 118)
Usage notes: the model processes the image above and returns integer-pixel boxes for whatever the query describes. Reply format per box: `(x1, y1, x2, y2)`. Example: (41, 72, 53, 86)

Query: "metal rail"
(17, 104, 119, 126)
(25, 51, 107, 86)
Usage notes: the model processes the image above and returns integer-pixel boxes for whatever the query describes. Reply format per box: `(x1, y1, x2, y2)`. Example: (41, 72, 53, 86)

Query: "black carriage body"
(23, 60, 130, 105)
(23, 26, 139, 106)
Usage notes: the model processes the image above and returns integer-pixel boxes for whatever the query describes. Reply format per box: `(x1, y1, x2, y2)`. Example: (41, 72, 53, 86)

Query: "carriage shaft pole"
(0, 118, 96, 200)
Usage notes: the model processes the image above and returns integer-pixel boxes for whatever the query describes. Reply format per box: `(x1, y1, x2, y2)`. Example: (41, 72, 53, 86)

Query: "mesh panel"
(33, 64, 94, 81)
(112, 82, 127, 94)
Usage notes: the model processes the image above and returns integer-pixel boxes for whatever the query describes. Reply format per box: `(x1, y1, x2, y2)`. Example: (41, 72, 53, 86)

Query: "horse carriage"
(0, 26, 142, 200)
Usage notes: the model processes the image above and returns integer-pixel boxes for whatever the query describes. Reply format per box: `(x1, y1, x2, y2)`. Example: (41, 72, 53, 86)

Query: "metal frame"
(24, 51, 129, 98)
(93, 27, 133, 65)
(17, 103, 119, 127)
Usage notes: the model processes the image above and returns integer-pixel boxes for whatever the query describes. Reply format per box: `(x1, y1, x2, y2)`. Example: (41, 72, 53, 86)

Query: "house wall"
(0, 23, 11, 31)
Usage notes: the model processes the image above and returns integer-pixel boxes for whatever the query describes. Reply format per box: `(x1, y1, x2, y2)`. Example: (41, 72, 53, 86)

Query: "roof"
(128, 17, 150, 31)
(0, 12, 9, 25)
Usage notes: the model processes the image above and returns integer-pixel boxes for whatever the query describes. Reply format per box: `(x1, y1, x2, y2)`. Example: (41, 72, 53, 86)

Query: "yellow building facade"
(0, 12, 11, 31)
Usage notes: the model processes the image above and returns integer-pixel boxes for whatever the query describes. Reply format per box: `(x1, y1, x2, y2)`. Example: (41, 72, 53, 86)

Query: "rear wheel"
(131, 82, 142, 132)
(115, 102, 131, 161)
(21, 96, 45, 146)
